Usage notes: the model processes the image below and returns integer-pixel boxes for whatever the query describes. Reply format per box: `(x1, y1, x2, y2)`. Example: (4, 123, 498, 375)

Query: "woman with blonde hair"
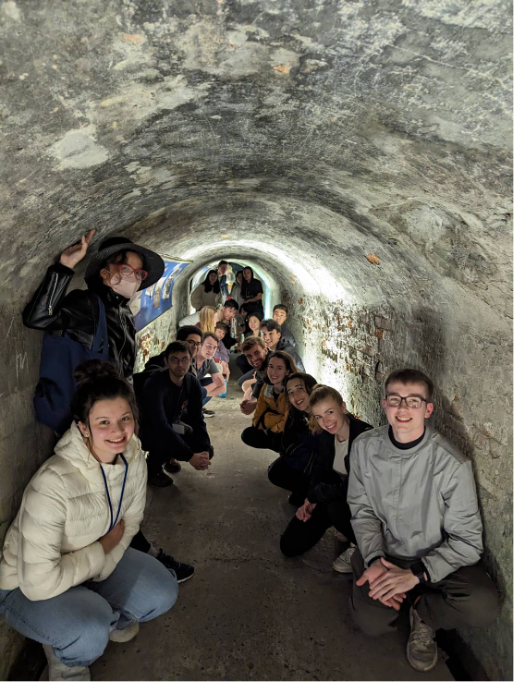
(280, 384, 372, 574)
(196, 306, 219, 334)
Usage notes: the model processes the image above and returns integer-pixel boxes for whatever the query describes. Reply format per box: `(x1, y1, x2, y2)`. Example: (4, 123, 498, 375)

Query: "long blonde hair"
(198, 306, 218, 334)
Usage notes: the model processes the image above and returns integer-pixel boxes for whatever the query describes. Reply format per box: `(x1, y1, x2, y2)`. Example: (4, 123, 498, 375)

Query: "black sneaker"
(163, 459, 182, 476)
(203, 408, 215, 418)
(155, 549, 195, 583)
(148, 469, 174, 487)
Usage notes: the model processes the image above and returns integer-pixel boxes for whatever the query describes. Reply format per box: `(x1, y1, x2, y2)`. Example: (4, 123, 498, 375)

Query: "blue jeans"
(0, 548, 178, 668)
(200, 376, 213, 406)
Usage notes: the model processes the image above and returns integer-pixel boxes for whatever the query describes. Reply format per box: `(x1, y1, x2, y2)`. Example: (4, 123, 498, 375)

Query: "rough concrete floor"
(91, 368, 454, 682)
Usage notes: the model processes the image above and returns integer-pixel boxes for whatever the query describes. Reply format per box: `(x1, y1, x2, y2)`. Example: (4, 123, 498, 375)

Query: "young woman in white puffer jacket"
(0, 360, 178, 681)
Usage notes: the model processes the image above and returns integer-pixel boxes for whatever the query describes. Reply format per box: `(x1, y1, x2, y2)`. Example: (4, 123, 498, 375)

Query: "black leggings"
(268, 456, 310, 499)
(280, 497, 355, 557)
(241, 426, 280, 452)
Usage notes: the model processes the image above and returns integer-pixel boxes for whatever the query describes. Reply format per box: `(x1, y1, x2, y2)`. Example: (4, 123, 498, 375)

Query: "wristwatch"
(410, 560, 429, 584)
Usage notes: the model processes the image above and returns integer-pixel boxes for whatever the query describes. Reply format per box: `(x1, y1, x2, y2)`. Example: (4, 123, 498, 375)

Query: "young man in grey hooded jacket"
(347, 368, 499, 674)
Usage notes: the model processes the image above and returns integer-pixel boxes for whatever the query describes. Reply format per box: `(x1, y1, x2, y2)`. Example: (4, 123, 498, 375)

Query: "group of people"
(235, 335, 500, 672)
(0, 235, 500, 681)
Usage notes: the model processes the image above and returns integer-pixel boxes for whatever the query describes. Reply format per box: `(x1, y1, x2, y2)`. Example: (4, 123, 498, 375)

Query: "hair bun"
(74, 359, 120, 386)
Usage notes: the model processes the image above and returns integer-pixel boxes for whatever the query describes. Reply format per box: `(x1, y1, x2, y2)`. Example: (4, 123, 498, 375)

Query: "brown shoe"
(164, 459, 182, 476)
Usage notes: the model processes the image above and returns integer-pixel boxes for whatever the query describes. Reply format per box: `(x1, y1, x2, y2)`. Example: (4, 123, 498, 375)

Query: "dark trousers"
(130, 530, 151, 553)
(241, 426, 280, 452)
(268, 456, 310, 500)
(236, 354, 252, 376)
(147, 433, 214, 475)
(350, 548, 500, 634)
(237, 369, 255, 389)
(280, 497, 355, 557)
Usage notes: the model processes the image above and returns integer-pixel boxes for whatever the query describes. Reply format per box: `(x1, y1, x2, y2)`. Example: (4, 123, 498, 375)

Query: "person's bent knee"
(280, 535, 302, 558)
(60, 612, 111, 667)
(460, 583, 501, 628)
(350, 595, 394, 637)
(142, 569, 179, 621)
(241, 427, 253, 446)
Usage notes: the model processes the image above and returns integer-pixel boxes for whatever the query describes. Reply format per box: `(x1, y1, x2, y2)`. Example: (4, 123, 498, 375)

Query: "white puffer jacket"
(0, 423, 147, 601)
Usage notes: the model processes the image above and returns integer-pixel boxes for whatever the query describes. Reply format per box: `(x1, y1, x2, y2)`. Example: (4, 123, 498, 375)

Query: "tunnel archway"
(0, 0, 512, 679)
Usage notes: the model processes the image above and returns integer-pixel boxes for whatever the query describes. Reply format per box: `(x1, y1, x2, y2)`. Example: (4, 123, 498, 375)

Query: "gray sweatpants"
(350, 548, 499, 634)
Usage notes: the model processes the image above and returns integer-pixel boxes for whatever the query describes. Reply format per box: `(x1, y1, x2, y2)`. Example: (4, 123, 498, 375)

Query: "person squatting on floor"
(0, 361, 178, 682)
(241, 351, 298, 451)
(21, 231, 191, 583)
(260, 319, 305, 371)
(138, 341, 214, 489)
(280, 384, 372, 572)
(347, 368, 500, 673)
(267, 372, 321, 506)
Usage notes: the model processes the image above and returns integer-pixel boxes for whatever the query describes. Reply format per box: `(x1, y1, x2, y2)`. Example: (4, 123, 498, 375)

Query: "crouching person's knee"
(462, 582, 501, 628)
(280, 534, 300, 558)
(350, 594, 396, 637)
(139, 562, 179, 622)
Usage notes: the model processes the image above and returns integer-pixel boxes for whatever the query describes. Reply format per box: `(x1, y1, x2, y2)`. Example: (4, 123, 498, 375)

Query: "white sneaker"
(109, 621, 140, 643)
(407, 607, 438, 672)
(332, 544, 356, 573)
(43, 645, 91, 681)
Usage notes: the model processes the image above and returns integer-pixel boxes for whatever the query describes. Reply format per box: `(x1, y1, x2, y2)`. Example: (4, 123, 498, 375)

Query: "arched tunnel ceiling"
(1, 0, 512, 317)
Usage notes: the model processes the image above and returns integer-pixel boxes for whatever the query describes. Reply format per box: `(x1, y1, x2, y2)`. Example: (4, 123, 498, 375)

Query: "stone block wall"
(285, 290, 512, 681)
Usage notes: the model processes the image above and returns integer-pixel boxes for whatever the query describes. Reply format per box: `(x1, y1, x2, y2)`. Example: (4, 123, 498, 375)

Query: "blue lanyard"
(99, 453, 128, 532)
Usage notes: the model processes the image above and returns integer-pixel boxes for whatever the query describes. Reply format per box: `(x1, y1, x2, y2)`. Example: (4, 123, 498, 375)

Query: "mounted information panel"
(130, 258, 190, 331)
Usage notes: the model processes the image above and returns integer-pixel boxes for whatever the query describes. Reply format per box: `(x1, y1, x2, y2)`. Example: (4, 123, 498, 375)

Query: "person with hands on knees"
(140, 341, 213, 488)
(347, 368, 499, 673)
(280, 385, 372, 568)
(241, 351, 297, 452)
(22, 231, 187, 590)
(267, 373, 321, 506)
(0, 360, 178, 682)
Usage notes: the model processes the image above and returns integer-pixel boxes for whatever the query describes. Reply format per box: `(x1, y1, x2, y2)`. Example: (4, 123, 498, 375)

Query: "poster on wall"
(130, 259, 190, 331)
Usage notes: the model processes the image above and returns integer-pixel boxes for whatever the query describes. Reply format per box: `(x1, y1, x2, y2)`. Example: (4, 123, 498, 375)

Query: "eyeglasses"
(118, 264, 148, 282)
(168, 357, 190, 365)
(186, 340, 202, 348)
(385, 395, 428, 409)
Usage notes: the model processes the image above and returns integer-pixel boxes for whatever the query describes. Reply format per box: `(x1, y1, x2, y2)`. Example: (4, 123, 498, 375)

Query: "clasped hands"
(189, 451, 211, 471)
(357, 558, 420, 611)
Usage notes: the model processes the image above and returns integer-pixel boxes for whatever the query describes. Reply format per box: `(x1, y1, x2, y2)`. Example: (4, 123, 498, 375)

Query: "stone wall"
(286, 288, 513, 682)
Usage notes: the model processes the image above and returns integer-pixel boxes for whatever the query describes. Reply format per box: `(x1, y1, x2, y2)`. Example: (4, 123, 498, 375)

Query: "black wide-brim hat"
(85, 237, 165, 290)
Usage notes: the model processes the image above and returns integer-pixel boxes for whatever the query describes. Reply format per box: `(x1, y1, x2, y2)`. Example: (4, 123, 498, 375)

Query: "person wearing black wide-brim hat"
(22, 229, 195, 583)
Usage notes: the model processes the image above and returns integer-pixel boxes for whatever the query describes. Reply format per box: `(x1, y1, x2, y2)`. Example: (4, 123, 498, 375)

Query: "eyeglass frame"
(117, 263, 149, 281)
(185, 339, 202, 348)
(384, 394, 430, 409)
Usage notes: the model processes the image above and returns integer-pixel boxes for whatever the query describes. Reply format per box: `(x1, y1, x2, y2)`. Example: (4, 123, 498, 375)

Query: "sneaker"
(155, 549, 195, 583)
(407, 607, 438, 672)
(332, 544, 356, 573)
(163, 459, 182, 476)
(148, 469, 174, 487)
(43, 644, 91, 681)
(109, 621, 139, 643)
(203, 408, 215, 418)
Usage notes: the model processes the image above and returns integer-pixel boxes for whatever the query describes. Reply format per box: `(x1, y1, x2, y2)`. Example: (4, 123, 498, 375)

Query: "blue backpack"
(34, 295, 111, 434)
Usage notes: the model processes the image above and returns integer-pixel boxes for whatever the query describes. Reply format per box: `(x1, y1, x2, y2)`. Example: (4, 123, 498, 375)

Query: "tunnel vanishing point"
(0, 0, 512, 680)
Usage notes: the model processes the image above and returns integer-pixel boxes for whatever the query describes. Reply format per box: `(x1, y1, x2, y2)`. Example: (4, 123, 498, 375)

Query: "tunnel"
(0, 0, 512, 680)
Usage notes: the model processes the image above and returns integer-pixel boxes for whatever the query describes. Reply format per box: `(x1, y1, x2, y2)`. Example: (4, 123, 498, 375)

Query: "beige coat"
(191, 284, 222, 311)
(0, 423, 147, 601)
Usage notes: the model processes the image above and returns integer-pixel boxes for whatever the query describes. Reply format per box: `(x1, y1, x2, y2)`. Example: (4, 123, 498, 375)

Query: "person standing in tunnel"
(240, 266, 264, 317)
(347, 369, 499, 673)
(190, 270, 223, 311)
(22, 230, 194, 581)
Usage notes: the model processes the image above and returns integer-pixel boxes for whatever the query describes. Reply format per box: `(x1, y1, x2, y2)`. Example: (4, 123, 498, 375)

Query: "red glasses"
(118, 264, 148, 281)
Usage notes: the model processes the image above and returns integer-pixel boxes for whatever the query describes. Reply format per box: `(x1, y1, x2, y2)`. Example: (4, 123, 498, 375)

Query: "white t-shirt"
(333, 436, 349, 476)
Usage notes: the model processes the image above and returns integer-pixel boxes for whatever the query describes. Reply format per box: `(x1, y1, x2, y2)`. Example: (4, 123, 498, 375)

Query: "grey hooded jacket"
(347, 425, 483, 583)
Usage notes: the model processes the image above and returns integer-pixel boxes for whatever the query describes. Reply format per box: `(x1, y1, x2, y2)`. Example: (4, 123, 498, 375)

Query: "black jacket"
(22, 263, 136, 378)
(271, 409, 320, 473)
(307, 414, 373, 504)
(139, 370, 210, 461)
